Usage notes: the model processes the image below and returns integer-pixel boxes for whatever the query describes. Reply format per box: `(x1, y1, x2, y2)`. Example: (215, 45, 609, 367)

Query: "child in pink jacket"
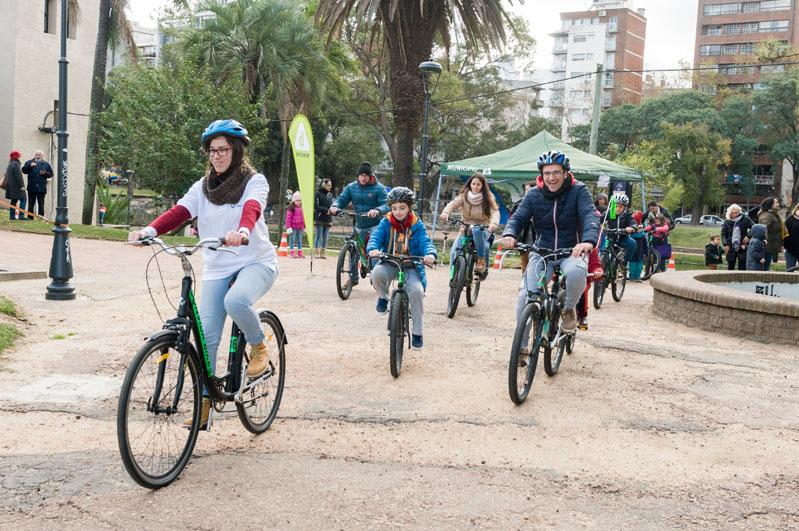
(285, 191, 306, 258)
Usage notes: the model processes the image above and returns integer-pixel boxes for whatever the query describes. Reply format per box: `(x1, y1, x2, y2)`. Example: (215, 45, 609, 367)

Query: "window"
(760, 19, 790, 31)
(572, 53, 586, 61)
(725, 23, 743, 34)
(760, 64, 785, 73)
(702, 25, 723, 36)
(44, 0, 56, 33)
(742, 1, 760, 12)
(573, 32, 594, 43)
(760, 0, 791, 11)
(608, 16, 618, 31)
(605, 52, 615, 68)
(700, 44, 722, 56)
(606, 34, 616, 50)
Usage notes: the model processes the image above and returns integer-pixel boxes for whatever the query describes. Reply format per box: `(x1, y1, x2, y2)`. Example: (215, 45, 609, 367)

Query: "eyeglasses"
(208, 147, 231, 158)
(542, 170, 564, 178)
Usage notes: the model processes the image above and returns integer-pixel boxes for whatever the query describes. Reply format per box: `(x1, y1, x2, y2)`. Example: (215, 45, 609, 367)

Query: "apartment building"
(547, 0, 646, 140)
(0, 0, 99, 220)
(108, 23, 158, 72)
(694, 0, 798, 209)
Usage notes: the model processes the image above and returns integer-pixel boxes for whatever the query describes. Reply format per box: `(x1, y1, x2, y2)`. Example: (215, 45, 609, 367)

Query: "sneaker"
(562, 309, 577, 332)
(376, 298, 389, 314)
(411, 334, 423, 349)
(577, 316, 588, 330)
(475, 258, 486, 273)
(182, 398, 211, 429)
(319, 249, 327, 259)
(246, 342, 270, 378)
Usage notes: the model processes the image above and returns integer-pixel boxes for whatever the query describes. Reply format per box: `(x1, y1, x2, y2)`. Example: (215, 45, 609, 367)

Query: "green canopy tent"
(434, 130, 644, 233)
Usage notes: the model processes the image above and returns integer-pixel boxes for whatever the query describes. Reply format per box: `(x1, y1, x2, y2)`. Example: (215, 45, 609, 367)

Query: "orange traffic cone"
(667, 254, 676, 271)
(278, 232, 289, 257)
(493, 244, 503, 270)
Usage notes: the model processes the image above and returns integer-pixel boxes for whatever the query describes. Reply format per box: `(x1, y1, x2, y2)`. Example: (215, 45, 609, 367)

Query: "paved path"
(1, 231, 798, 529)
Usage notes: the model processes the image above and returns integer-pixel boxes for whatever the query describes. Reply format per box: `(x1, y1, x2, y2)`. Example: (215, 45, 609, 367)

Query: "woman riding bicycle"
(128, 119, 277, 427)
(367, 187, 436, 350)
(439, 172, 499, 274)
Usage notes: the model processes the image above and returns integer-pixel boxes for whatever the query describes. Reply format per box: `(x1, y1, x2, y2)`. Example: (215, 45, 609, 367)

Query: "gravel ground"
(1, 231, 798, 529)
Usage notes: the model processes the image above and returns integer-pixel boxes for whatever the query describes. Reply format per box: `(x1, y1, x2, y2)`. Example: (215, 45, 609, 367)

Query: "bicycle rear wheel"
(336, 243, 356, 300)
(236, 312, 286, 434)
(612, 259, 627, 302)
(466, 255, 480, 307)
(446, 255, 466, 318)
(117, 336, 201, 489)
(389, 290, 406, 378)
(508, 302, 543, 404)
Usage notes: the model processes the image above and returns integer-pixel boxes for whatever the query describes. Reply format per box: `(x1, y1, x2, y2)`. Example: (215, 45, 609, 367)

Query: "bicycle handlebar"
(446, 219, 490, 230)
(515, 243, 574, 260)
(376, 253, 435, 268)
(336, 210, 370, 218)
(128, 236, 247, 256)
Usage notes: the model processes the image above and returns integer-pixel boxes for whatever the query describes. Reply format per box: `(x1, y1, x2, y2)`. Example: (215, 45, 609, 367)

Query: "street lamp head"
(419, 60, 442, 74)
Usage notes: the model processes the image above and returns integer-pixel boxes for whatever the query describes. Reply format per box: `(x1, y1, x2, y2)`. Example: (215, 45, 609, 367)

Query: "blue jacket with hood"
(502, 174, 599, 250)
(746, 223, 767, 271)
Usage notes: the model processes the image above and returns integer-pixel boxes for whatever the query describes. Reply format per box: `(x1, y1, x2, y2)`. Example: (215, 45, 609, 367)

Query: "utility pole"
(46, 0, 75, 300)
(588, 64, 604, 156)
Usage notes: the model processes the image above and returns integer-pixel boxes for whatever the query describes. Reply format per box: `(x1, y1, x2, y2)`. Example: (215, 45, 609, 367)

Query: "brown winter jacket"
(442, 194, 500, 228)
(758, 209, 783, 256)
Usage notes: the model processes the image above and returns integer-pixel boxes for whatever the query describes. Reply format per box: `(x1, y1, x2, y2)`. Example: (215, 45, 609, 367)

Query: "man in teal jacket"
(329, 161, 389, 234)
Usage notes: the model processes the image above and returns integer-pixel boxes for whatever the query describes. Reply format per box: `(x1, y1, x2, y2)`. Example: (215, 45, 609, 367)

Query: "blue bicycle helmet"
(537, 150, 570, 172)
(201, 119, 250, 146)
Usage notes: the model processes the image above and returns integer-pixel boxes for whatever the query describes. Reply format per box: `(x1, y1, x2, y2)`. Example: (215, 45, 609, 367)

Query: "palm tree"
(81, 0, 137, 224)
(316, 0, 512, 192)
(183, 0, 349, 235)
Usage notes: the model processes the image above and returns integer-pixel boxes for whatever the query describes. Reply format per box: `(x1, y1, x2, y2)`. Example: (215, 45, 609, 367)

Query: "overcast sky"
(128, 0, 698, 71)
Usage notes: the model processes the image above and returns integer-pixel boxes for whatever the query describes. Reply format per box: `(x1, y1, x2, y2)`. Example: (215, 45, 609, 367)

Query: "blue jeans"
(198, 262, 278, 389)
(288, 229, 304, 251)
(9, 197, 26, 220)
(786, 250, 797, 271)
(450, 226, 492, 263)
(617, 236, 637, 264)
(314, 224, 330, 248)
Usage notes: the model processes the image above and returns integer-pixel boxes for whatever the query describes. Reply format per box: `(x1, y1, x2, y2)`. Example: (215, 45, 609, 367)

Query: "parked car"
(675, 214, 691, 224)
(700, 215, 724, 226)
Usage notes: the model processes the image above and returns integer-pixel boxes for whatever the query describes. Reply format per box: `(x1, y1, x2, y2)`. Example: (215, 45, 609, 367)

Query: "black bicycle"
(444, 219, 490, 318)
(375, 253, 429, 378)
(508, 243, 577, 404)
(335, 211, 372, 300)
(117, 237, 287, 489)
(641, 228, 663, 281)
(594, 228, 628, 309)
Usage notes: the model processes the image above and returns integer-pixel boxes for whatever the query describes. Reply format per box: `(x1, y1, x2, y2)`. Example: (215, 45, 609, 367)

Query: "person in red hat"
(4, 150, 27, 220)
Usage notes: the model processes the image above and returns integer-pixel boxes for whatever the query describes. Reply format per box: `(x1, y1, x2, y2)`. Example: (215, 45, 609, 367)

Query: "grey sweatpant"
(515, 253, 588, 327)
(371, 262, 425, 336)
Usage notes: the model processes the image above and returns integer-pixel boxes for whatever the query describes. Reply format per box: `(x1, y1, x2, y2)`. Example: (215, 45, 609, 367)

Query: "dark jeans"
(726, 249, 746, 270)
(9, 197, 27, 220)
(764, 252, 777, 271)
(28, 192, 45, 216)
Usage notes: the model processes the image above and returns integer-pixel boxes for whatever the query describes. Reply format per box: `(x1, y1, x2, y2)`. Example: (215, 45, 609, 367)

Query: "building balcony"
(551, 64, 566, 72)
(553, 47, 567, 54)
(550, 81, 565, 89)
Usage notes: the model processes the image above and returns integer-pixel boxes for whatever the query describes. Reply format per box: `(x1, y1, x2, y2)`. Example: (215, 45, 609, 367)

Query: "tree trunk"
(792, 163, 799, 207)
(82, 0, 111, 225)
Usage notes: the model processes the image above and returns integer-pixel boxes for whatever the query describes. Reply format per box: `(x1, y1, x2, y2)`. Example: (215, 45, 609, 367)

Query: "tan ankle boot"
(319, 248, 327, 259)
(247, 342, 269, 377)
(182, 397, 211, 428)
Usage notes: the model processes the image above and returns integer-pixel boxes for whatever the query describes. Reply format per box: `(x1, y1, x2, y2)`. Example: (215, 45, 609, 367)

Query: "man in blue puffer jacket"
(501, 150, 599, 332)
(329, 161, 389, 233)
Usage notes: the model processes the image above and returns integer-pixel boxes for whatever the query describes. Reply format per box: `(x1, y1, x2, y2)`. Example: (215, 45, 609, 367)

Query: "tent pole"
(640, 180, 647, 211)
(431, 171, 444, 239)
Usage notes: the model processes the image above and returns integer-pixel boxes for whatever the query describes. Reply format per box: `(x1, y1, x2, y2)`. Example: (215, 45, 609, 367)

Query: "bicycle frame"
(344, 215, 371, 270)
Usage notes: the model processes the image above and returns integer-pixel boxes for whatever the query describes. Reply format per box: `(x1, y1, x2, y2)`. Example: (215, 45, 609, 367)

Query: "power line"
(264, 61, 799, 124)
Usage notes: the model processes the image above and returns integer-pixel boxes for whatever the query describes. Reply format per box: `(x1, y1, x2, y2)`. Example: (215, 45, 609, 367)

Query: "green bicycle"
(117, 237, 286, 489)
(335, 211, 372, 300)
(444, 219, 490, 318)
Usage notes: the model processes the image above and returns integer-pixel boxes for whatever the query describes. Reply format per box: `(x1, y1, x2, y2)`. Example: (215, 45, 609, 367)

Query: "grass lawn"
(0, 296, 20, 354)
(0, 296, 19, 318)
(0, 216, 196, 245)
(667, 225, 721, 249)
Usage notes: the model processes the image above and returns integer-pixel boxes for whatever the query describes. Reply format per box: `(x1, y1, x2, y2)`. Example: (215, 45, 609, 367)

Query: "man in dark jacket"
(21, 150, 53, 217)
(501, 150, 599, 332)
(645, 201, 675, 230)
(721, 203, 753, 270)
(5, 150, 27, 220)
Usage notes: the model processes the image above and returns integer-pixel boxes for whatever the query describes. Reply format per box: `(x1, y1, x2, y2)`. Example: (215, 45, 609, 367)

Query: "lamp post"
(46, 0, 75, 300)
(417, 60, 442, 220)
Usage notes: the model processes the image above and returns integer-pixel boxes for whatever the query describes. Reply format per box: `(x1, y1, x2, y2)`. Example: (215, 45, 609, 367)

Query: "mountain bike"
(594, 228, 628, 307)
(508, 243, 578, 404)
(335, 211, 372, 300)
(375, 253, 429, 378)
(444, 219, 490, 318)
(117, 237, 286, 489)
(641, 228, 662, 281)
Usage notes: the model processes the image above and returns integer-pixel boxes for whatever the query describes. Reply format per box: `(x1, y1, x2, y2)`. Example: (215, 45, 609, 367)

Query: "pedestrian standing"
(314, 179, 333, 258)
(98, 203, 107, 225)
(285, 191, 306, 258)
(705, 234, 723, 270)
(4, 150, 26, 220)
(721, 204, 753, 270)
(21, 150, 53, 217)
(757, 197, 783, 271)
(783, 203, 799, 271)
(746, 224, 768, 271)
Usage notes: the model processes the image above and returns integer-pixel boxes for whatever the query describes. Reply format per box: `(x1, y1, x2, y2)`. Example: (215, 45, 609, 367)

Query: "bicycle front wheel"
(508, 303, 543, 404)
(612, 261, 627, 302)
(117, 336, 201, 489)
(592, 279, 606, 309)
(389, 290, 406, 378)
(544, 295, 565, 376)
(447, 255, 466, 318)
(336, 243, 356, 300)
(236, 312, 286, 434)
(642, 248, 661, 280)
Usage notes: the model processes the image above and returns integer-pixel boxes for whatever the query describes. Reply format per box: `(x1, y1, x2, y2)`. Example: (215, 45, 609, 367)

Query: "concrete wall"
(0, 0, 99, 221)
